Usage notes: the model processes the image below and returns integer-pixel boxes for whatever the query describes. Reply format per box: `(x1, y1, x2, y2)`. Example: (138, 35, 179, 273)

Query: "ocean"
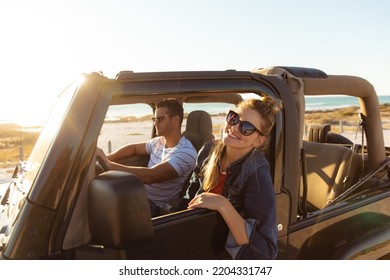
(104, 95, 390, 120)
(305, 95, 390, 111)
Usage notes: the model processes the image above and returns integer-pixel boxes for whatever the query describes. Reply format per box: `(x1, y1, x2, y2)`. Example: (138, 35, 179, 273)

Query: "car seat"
(183, 110, 215, 151)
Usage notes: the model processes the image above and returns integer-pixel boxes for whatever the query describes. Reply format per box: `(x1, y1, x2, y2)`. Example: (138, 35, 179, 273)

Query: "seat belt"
(343, 113, 365, 191)
(299, 148, 308, 218)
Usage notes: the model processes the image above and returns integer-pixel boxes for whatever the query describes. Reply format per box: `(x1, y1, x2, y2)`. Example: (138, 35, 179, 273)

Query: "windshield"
(0, 82, 77, 249)
(25, 83, 77, 186)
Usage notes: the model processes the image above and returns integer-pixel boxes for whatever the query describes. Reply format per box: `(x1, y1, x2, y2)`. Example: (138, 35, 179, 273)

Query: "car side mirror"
(88, 171, 153, 249)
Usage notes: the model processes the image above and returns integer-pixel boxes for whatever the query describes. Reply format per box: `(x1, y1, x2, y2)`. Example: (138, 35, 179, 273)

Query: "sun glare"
(0, 72, 76, 127)
(0, 2, 87, 127)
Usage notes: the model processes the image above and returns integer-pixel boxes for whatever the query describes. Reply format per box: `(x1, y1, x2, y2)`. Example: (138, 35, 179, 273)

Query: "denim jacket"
(185, 141, 278, 259)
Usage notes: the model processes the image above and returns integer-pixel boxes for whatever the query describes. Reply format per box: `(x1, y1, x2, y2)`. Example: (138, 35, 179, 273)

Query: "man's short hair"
(156, 98, 184, 125)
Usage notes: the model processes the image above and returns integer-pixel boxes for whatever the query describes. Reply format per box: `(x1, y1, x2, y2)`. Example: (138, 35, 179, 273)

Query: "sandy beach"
(97, 116, 227, 153)
(98, 115, 390, 153)
(2, 111, 390, 184)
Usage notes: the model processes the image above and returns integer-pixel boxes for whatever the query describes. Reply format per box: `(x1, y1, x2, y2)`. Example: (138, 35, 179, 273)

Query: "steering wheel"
(96, 155, 109, 173)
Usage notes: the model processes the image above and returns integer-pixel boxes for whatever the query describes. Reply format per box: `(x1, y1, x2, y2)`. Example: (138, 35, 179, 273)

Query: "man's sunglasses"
(151, 114, 172, 123)
(226, 110, 265, 136)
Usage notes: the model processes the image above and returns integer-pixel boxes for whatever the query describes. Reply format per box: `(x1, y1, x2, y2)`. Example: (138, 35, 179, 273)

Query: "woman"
(187, 97, 279, 259)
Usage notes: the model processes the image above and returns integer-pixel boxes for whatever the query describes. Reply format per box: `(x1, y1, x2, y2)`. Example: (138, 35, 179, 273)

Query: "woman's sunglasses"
(226, 110, 265, 136)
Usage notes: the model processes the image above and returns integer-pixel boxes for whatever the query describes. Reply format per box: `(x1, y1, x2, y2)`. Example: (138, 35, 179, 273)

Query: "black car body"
(1, 66, 390, 259)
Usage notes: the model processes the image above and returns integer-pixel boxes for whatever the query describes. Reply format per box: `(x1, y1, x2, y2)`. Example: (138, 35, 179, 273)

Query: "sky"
(1, 0, 390, 125)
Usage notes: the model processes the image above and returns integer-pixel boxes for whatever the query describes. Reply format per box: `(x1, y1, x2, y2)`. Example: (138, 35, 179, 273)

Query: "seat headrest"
(186, 110, 213, 134)
(184, 110, 214, 151)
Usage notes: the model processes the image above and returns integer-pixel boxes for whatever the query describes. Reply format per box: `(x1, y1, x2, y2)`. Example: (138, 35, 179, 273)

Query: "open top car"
(1, 66, 389, 259)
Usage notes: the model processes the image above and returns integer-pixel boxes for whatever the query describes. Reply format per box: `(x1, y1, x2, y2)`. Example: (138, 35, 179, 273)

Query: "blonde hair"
(201, 96, 279, 192)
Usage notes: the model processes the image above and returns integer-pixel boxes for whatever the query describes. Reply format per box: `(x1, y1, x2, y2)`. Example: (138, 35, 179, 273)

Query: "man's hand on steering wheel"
(96, 147, 110, 171)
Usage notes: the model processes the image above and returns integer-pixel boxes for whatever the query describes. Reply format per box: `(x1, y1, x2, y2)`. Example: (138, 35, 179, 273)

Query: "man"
(96, 98, 197, 217)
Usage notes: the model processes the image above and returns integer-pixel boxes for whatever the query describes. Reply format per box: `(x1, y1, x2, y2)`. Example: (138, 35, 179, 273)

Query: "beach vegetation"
(0, 124, 40, 169)
(127, 133, 144, 136)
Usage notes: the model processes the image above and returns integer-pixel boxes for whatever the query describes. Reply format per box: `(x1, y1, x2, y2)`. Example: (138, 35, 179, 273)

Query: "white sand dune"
(1, 116, 389, 183)
(98, 117, 390, 153)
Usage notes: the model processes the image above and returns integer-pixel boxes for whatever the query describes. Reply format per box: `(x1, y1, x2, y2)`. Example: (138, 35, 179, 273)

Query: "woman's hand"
(188, 192, 249, 246)
(188, 192, 228, 212)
